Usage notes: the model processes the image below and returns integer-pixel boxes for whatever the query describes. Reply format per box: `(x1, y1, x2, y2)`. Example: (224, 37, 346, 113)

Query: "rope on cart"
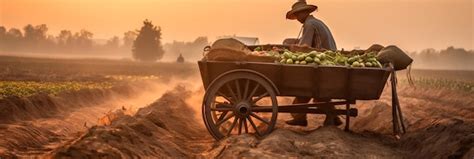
(407, 63, 416, 88)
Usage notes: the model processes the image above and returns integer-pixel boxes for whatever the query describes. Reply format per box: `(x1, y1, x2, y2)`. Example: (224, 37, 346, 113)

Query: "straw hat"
(286, 1, 318, 20)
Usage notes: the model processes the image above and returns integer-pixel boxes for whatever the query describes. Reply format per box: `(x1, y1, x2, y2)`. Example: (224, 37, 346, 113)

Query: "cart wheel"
(203, 71, 278, 140)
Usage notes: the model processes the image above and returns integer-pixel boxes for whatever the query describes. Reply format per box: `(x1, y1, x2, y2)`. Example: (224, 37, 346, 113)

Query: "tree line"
(408, 46, 474, 70)
(0, 24, 136, 54)
(0, 20, 209, 62)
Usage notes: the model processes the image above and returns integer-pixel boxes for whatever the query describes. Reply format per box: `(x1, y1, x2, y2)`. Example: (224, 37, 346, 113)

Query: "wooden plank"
(251, 106, 358, 117)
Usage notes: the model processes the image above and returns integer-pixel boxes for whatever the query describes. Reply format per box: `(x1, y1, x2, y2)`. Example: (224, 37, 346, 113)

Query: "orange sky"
(1, 0, 473, 51)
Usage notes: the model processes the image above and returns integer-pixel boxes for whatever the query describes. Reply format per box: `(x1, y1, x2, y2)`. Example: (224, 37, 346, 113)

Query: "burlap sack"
(205, 38, 251, 61)
(205, 48, 248, 61)
(211, 38, 250, 52)
(365, 44, 385, 53)
(377, 45, 413, 70)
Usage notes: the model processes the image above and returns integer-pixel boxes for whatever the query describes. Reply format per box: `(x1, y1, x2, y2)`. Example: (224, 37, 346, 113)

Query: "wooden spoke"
(211, 102, 233, 112)
(243, 118, 249, 133)
(252, 92, 269, 104)
(226, 117, 239, 136)
(210, 107, 233, 111)
(214, 101, 232, 107)
(238, 118, 243, 135)
(243, 79, 250, 100)
(247, 83, 260, 101)
(235, 80, 242, 100)
(247, 116, 261, 136)
(250, 112, 270, 125)
(217, 92, 234, 104)
(214, 102, 233, 109)
(216, 111, 228, 121)
(225, 84, 238, 102)
(216, 113, 235, 127)
(203, 71, 278, 140)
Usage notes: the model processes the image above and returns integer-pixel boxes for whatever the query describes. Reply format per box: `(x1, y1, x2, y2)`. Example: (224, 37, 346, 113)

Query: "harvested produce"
(252, 47, 383, 68)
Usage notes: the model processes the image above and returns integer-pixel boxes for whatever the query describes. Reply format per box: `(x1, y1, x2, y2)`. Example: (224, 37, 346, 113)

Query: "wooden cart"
(198, 46, 406, 140)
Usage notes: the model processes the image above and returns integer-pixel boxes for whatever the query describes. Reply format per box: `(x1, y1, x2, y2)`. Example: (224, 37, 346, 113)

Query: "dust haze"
(0, 0, 473, 158)
(0, 55, 472, 158)
(1, 23, 473, 70)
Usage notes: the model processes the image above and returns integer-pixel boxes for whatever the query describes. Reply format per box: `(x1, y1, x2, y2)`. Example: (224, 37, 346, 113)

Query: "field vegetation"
(0, 55, 198, 98)
(0, 81, 113, 98)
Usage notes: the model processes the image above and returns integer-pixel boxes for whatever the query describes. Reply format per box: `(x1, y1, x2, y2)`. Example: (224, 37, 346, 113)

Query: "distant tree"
(410, 46, 474, 70)
(23, 24, 56, 51)
(4, 28, 23, 51)
(57, 30, 73, 48)
(7, 28, 23, 38)
(1, 25, 124, 53)
(132, 19, 164, 62)
(164, 36, 209, 61)
(0, 26, 6, 49)
(123, 31, 137, 48)
(0, 26, 5, 35)
(23, 24, 48, 42)
(73, 29, 94, 49)
(105, 36, 120, 49)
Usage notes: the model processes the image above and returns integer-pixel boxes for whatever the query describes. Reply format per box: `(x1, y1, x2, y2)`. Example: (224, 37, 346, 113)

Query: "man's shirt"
(299, 15, 337, 51)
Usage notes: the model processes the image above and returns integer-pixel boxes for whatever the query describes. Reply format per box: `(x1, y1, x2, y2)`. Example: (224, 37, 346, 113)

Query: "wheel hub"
(235, 102, 251, 117)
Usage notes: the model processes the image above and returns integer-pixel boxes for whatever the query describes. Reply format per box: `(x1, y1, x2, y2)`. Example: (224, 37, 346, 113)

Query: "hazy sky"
(1, 0, 473, 51)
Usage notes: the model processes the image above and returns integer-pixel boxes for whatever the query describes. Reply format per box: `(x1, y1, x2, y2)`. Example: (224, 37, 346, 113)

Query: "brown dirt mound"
(46, 85, 213, 158)
(1, 80, 473, 158)
(399, 119, 474, 158)
(350, 85, 474, 158)
(0, 84, 142, 124)
(0, 81, 164, 157)
(0, 123, 64, 157)
(204, 127, 403, 158)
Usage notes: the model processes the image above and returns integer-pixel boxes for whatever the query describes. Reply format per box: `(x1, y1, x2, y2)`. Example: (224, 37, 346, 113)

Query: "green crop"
(399, 78, 474, 93)
(0, 81, 114, 99)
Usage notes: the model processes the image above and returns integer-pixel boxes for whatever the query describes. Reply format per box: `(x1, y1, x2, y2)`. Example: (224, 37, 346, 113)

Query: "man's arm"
(298, 25, 315, 47)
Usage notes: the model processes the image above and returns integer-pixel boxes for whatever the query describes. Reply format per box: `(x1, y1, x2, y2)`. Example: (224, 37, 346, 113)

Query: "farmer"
(284, 1, 341, 126)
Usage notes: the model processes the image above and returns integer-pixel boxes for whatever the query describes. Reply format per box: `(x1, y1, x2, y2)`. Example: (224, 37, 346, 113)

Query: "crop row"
(399, 78, 474, 93)
(0, 81, 114, 99)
